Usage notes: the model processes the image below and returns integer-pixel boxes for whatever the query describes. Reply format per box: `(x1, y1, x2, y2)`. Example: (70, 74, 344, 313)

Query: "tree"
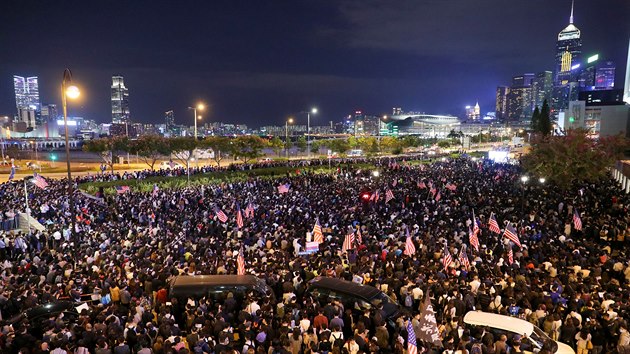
(200, 136, 232, 167)
(128, 135, 170, 170)
(347, 137, 358, 149)
(380, 136, 399, 153)
(83, 136, 129, 173)
(531, 106, 540, 133)
(538, 100, 552, 136)
(310, 140, 321, 154)
(437, 140, 451, 149)
(296, 136, 307, 153)
(269, 136, 284, 157)
(328, 139, 350, 155)
(168, 137, 198, 170)
(232, 136, 268, 164)
(522, 128, 630, 189)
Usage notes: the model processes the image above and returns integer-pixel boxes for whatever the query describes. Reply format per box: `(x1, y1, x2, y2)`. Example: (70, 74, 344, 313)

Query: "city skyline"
(0, 0, 628, 126)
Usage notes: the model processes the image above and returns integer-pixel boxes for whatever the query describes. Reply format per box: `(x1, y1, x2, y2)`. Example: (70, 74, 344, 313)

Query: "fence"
(613, 160, 630, 194)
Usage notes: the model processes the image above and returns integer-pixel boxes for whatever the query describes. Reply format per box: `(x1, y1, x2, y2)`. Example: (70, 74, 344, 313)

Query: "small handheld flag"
(573, 210, 582, 231)
(503, 223, 521, 248)
(488, 212, 501, 234)
(312, 218, 324, 244)
(237, 246, 246, 275)
(115, 185, 130, 194)
(32, 173, 48, 189)
(215, 207, 228, 223)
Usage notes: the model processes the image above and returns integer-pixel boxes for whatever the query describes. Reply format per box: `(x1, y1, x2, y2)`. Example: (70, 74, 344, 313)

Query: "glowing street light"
(306, 107, 317, 159)
(188, 103, 205, 140)
(285, 117, 294, 159)
(62, 69, 80, 239)
(372, 170, 380, 177)
(539, 177, 546, 184)
(520, 176, 529, 183)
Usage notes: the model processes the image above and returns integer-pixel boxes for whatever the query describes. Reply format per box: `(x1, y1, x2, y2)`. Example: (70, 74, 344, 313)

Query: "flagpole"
(23, 179, 31, 232)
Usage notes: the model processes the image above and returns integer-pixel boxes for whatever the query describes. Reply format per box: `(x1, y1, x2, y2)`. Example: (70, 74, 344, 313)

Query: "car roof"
(308, 276, 381, 300)
(170, 275, 262, 287)
(463, 311, 534, 336)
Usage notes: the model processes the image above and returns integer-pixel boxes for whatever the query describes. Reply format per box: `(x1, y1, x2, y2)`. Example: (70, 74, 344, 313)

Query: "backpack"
(470, 343, 483, 354)
(405, 294, 413, 308)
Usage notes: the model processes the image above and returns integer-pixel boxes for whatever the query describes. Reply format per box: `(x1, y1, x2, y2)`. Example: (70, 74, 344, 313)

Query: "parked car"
(159, 161, 183, 169)
(169, 274, 274, 303)
(463, 311, 575, 354)
(306, 277, 402, 325)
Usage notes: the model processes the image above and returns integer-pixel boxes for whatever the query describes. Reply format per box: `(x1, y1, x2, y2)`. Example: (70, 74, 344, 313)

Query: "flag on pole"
(385, 189, 394, 203)
(277, 183, 290, 194)
(488, 212, 501, 234)
(573, 210, 582, 231)
(32, 173, 48, 189)
(472, 210, 480, 237)
(215, 207, 228, 223)
(312, 218, 324, 244)
(8, 165, 15, 181)
(459, 245, 470, 270)
(503, 223, 521, 248)
(115, 185, 130, 194)
(237, 246, 246, 275)
(404, 227, 416, 256)
(442, 243, 453, 270)
(373, 190, 380, 203)
(417, 180, 426, 189)
(434, 190, 441, 201)
(355, 226, 362, 244)
(245, 203, 255, 218)
(468, 226, 479, 252)
(236, 205, 244, 229)
(152, 184, 159, 197)
(417, 294, 443, 347)
(406, 320, 418, 354)
(507, 248, 514, 265)
(445, 182, 457, 191)
(342, 229, 355, 253)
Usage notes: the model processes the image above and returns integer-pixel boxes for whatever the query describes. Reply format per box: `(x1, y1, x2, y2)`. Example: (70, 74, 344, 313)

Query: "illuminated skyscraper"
(495, 86, 510, 121)
(554, 1, 582, 86)
(625, 38, 630, 104)
(165, 110, 175, 132)
(111, 75, 130, 124)
(532, 71, 553, 110)
(14, 75, 40, 112)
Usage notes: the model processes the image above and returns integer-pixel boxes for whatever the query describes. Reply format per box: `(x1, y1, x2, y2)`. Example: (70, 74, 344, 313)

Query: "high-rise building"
(506, 74, 534, 121)
(40, 104, 58, 122)
(111, 75, 130, 124)
(554, 1, 582, 86)
(465, 102, 480, 121)
(14, 75, 40, 113)
(165, 110, 175, 132)
(594, 60, 615, 90)
(532, 71, 553, 110)
(495, 86, 510, 121)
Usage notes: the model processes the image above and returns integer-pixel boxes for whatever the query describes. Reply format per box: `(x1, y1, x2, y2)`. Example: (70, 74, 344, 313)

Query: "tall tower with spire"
(554, 0, 582, 86)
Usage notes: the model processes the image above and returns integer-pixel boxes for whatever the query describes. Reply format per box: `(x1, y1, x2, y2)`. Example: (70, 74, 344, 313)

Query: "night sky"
(1, 0, 628, 127)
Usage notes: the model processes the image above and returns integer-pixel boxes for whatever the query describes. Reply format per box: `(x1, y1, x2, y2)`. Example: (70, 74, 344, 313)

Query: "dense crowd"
(0, 156, 629, 354)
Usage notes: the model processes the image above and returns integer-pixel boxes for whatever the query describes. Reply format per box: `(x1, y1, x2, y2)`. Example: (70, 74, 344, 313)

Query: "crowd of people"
(0, 155, 629, 354)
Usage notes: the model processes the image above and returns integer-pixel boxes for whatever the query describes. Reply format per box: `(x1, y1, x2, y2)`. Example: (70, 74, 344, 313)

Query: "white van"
(463, 311, 575, 354)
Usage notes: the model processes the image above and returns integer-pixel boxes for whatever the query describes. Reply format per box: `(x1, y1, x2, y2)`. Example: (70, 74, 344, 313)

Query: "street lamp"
(520, 175, 529, 213)
(306, 107, 317, 159)
(285, 117, 294, 159)
(538, 177, 546, 184)
(188, 103, 204, 140)
(62, 69, 80, 240)
(520, 176, 529, 183)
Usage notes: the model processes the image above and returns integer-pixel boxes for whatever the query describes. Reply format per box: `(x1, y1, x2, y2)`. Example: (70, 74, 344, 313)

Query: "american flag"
(385, 189, 394, 203)
(442, 243, 453, 270)
(472, 210, 480, 237)
(445, 182, 457, 191)
(407, 320, 418, 354)
(417, 180, 426, 189)
(468, 226, 479, 252)
(115, 185, 130, 194)
(215, 207, 228, 223)
(355, 226, 362, 244)
(32, 173, 48, 189)
(237, 246, 246, 275)
(434, 190, 441, 202)
(245, 203, 255, 218)
(488, 212, 501, 234)
(8, 166, 15, 181)
(429, 187, 437, 197)
(404, 227, 416, 256)
(573, 210, 582, 231)
(236, 205, 244, 229)
(503, 223, 521, 248)
(152, 184, 159, 197)
(507, 248, 514, 265)
(277, 183, 290, 194)
(459, 245, 470, 270)
(342, 229, 355, 253)
(372, 190, 380, 202)
(312, 218, 324, 243)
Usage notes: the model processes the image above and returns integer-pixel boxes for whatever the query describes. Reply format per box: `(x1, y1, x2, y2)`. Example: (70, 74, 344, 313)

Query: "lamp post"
(62, 69, 80, 240)
(306, 107, 317, 159)
(285, 117, 294, 159)
(188, 103, 204, 140)
(520, 175, 529, 213)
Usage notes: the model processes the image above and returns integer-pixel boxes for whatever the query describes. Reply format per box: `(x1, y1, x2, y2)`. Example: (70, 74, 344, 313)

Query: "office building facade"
(532, 71, 553, 110)
(111, 75, 130, 124)
(495, 86, 510, 121)
(165, 110, 175, 133)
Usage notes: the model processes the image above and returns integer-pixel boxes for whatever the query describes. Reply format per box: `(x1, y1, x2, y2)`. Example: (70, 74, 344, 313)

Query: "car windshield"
(529, 326, 558, 352)
(370, 292, 399, 307)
